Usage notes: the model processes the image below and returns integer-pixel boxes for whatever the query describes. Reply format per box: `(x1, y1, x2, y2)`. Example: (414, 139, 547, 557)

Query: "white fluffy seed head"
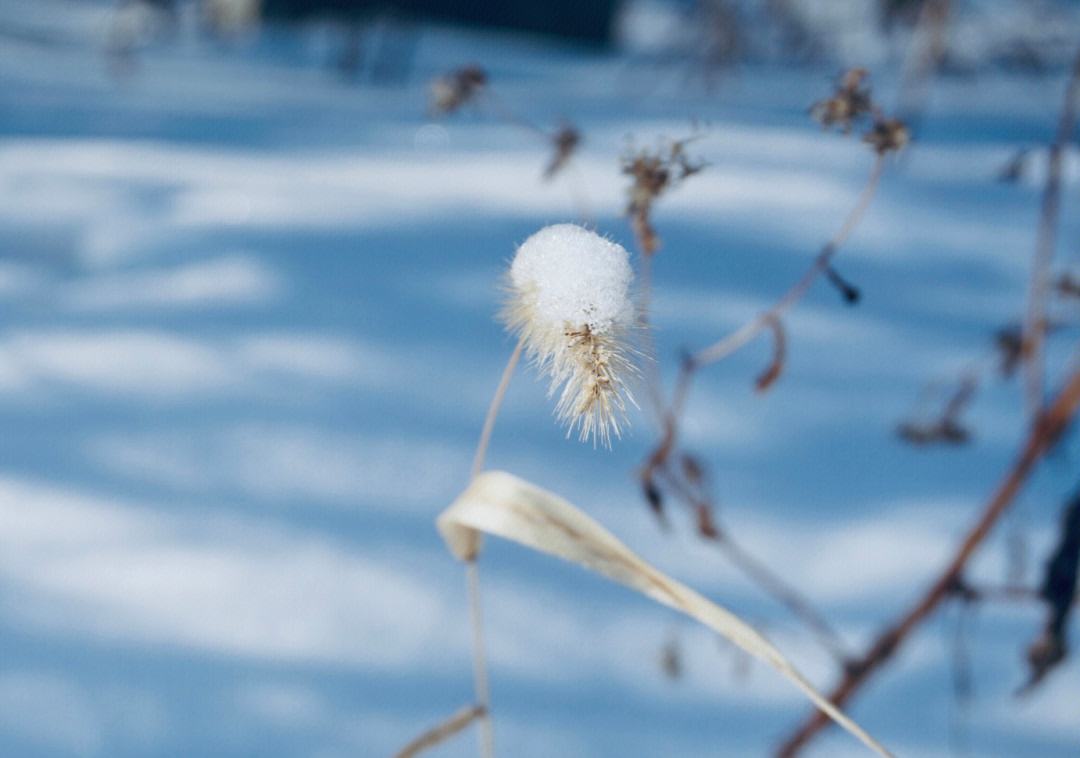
(503, 224, 638, 446)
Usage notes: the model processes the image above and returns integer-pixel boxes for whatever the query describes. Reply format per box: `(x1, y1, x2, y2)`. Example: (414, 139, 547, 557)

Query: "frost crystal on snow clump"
(503, 223, 637, 446)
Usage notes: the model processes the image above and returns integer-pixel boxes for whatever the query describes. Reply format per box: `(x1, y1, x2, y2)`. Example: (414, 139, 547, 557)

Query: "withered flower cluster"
(622, 139, 705, 254)
(812, 68, 909, 156)
(863, 117, 910, 155)
(811, 68, 874, 132)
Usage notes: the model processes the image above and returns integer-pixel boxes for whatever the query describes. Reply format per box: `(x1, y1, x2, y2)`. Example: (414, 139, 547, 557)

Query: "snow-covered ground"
(2, 1, 1079, 756)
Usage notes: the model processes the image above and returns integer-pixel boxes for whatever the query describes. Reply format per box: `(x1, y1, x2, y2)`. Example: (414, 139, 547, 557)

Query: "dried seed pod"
(863, 117, 910, 155)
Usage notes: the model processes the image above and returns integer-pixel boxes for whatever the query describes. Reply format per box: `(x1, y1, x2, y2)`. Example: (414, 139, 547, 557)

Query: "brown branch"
(1022, 46, 1080, 419)
(775, 366, 1080, 757)
(393, 705, 486, 758)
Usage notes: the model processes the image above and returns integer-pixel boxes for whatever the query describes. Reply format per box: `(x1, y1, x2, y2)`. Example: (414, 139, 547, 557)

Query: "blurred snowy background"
(2, 0, 1080, 756)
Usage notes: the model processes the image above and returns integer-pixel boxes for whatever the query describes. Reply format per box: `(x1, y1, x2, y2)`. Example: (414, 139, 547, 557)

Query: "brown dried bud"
(622, 138, 704, 255)
(863, 117, 909, 155)
(543, 123, 581, 181)
(810, 68, 874, 133)
(695, 503, 720, 540)
(429, 65, 487, 116)
(660, 637, 682, 680)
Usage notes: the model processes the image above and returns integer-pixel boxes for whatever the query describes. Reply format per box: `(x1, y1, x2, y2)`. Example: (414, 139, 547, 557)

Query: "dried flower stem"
(466, 561, 494, 758)
(393, 705, 487, 758)
(894, 0, 951, 130)
(1023, 45, 1080, 420)
(719, 527, 852, 664)
(471, 337, 525, 479)
(776, 366, 1080, 756)
(650, 152, 887, 466)
(636, 152, 889, 666)
(654, 460, 853, 665)
(483, 88, 551, 140)
(397, 339, 523, 758)
(636, 249, 668, 424)
(692, 154, 886, 370)
(465, 337, 525, 758)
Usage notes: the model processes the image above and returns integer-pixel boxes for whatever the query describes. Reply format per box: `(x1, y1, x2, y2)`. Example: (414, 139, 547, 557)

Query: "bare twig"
(393, 705, 487, 758)
(637, 247, 668, 425)
(471, 338, 525, 480)
(646, 152, 887, 470)
(692, 154, 886, 369)
(397, 338, 523, 758)
(776, 366, 1080, 756)
(464, 338, 525, 758)
(718, 527, 853, 665)
(466, 561, 494, 758)
(1022, 47, 1080, 419)
(897, 372, 977, 446)
(652, 460, 853, 666)
(633, 111, 893, 671)
(894, 0, 951, 132)
(627, 137, 706, 423)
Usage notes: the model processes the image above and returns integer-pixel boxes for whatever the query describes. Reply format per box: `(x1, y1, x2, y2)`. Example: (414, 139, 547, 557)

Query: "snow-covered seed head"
(503, 223, 637, 446)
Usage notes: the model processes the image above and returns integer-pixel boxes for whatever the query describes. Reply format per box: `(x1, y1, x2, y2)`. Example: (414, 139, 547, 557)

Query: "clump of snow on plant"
(504, 224, 637, 446)
(509, 224, 635, 335)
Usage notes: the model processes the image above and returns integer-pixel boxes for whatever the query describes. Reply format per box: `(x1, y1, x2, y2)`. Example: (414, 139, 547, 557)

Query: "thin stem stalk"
(467, 561, 494, 758)
(463, 337, 524, 758)
(693, 154, 886, 368)
(471, 338, 525, 480)
(1023, 47, 1080, 419)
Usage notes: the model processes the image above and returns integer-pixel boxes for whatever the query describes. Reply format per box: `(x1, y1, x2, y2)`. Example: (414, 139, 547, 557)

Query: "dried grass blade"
(437, 471, 892, 758)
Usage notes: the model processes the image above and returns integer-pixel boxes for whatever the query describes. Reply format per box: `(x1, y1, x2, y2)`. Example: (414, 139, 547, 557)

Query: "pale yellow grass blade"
(437, 470, 892, 758)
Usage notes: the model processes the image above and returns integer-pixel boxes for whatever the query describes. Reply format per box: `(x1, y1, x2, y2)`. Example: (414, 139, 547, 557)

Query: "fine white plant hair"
(503, 223, 638, 446)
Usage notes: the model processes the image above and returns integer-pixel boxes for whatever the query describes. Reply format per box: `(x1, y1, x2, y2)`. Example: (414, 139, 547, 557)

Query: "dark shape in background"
(261, 0, 619, 45)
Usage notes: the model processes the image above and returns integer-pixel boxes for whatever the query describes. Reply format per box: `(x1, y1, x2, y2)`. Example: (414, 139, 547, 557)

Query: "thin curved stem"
(693, 154, 886, 368)
(464, 338, 524, 758)
(466, 561, 494, 758)
(718, 530, 852, 665)
(654, 465, 852, 666)
(482, 89, 551, 140)
(395, 340, 523, 758)
(393, 705, 486, 758)
(637, 250, 668, 425)
(1023, 47, 1080, 420)
(894, 0, 951, 131)
(647, 153, 887, 479)
(471, 337, 525, 480)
